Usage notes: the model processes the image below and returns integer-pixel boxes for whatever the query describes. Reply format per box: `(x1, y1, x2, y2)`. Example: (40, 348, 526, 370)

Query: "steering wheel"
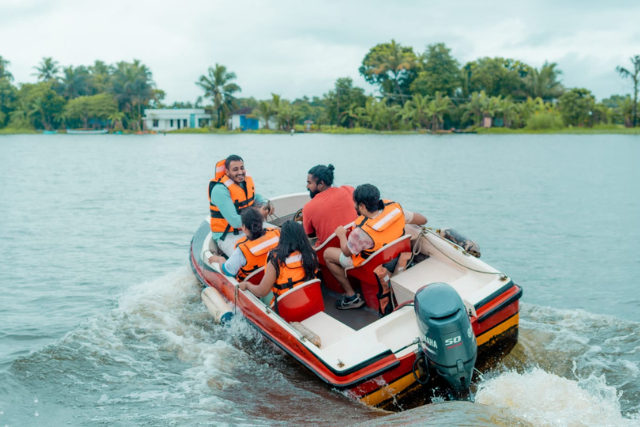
(293, 208, 303, 222)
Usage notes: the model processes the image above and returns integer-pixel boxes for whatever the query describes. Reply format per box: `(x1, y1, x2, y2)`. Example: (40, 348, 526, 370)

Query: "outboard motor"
(414, 282, 477, 399)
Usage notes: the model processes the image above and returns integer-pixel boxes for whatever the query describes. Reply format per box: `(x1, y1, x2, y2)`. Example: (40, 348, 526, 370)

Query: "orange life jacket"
(235, 228, 281, 281)
(271, 251, 309, 300)
(208, 159, 256, 238)
(351, 200, 405, 267)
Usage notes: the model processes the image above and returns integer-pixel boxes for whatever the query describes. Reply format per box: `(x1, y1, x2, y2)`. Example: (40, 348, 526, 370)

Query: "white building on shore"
(143, 109, 211, 131)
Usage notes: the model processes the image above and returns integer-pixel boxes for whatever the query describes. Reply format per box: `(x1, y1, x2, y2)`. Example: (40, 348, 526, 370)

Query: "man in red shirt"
(303, 164, 357, 246)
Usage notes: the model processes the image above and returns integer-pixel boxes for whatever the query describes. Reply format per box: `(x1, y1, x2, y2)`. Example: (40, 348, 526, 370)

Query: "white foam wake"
(475, 367, 638, 427)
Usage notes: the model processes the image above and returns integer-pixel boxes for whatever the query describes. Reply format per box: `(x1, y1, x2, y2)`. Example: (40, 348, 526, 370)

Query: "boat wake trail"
(4, 266, 379, 426)
(473, 303, 640, 426)
(4, 270, 639, 426)
(476, 368, 636, 427)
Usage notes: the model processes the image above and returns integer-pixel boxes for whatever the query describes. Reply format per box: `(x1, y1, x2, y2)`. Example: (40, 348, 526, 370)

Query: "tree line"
(0, 42, 638, 132)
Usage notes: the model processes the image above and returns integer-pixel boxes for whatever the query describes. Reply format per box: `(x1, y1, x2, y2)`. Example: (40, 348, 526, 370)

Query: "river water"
(0, 133, 638, 426)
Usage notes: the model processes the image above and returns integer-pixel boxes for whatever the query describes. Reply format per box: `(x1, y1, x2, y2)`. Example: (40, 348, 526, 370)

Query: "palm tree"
(33, 57, 61, 82)
(60, 66, 92, 99)
(404, 94, 431, 129)
(28, 95, 55, 130)
(496, 97, 518, 128)
(397, 101, 415, 129)
(340, 103, 360, 128)
(524, 62, 564, 100)
(425, 92, 452, 131)
(108, 111, 125, 130)
(616, 55, 640, 127)
(355, 97, 378, 129)
(110, 60, 155, 129)
(252, 100, 275, 129)
(461, 91, 488, 127)
(89, 60, 113, 94)
(616, 96, 635, 127)
(371, 98, 400, 131)
(196, 64, 241, 128)
(0, 56, 13, 81)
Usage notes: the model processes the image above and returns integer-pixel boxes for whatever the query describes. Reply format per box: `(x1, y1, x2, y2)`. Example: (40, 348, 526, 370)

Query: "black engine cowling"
(414, 282, 477, 397)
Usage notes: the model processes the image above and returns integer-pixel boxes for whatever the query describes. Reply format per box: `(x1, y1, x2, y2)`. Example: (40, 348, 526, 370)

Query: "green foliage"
(461, 91, 490, 127)
(17, 82, 66, 130)
(59, 65, 92, 99)
(64, 93, 118, 129)
(411, 43, 461, 97)
(602, 95, 636, 127)
(324, 78, 366, 127)
(525, 111, 564, 130)
(196, 63, 241, 128)
(359, 40, 418, 103)
(616, 55, 640, 127)
(558, 88, 596, 127)
(523, 62, 564, 100)
(462, 57, 529, 98)
(7, 110, 33, 130)
(0, 78, 18, 128)
(33, 57, 61, 82)
(110, 60, 157, 130)
(0, 56, 13, 81)
(2, 47, 638, 134)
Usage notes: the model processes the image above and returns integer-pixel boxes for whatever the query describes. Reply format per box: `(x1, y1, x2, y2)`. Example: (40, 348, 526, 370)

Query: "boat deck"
(320, 288, 380, 330)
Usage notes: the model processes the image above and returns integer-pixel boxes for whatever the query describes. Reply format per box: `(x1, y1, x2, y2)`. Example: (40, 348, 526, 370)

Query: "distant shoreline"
(2, 125, 639, 136)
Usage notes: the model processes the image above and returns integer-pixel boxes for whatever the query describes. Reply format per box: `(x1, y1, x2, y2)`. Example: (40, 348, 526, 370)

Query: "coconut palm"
(339, 103, 360, 128)
(88, 60, 113, 94)
(33, 57, 61, 82)
(60, 66, 92, 99)
(616, 55, 640, 127)
(0, 56, 12, 81)
(517, 97, 547, 127)
(108, 111, 125, 130)
(461, 91, 489, 127)
(196, 64, 241, 128)
(404, 94, 431, 129)
(355, 97, 379, 129)
(495, 97, 518, 128)
(371, 99, 400, 131)
(110, 60, 155, 128)
(524, 62, 564, 100)
(425, 92, 452, 131)
(615, 96, 636, 127)
(252, 100, 275, 130)
(397, 101, 415, 129)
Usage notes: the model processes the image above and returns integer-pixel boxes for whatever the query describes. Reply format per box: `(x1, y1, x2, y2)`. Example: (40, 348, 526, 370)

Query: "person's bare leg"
(324, 247, 355, 296)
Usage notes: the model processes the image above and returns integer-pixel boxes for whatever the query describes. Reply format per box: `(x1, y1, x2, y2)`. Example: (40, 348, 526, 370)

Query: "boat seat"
(243, 267, 265, 285)
(345, 234, 412, 310)
(314, 233, 340, 266)
(314, 222, 354, 266)
(315, 223, 355, 293)
(276, 279, 325, 323)
(299, 311, 355, 349)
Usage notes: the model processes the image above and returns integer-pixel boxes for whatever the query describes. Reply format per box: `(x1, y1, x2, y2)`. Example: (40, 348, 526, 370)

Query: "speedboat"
(189, 193, 522, 409)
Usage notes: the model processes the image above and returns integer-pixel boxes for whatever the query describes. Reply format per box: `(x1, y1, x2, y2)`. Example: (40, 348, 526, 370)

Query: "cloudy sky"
(1, 0, 638, 103)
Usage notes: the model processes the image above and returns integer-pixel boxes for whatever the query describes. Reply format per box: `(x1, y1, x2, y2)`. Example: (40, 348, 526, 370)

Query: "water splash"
(476, 367, 637, 427)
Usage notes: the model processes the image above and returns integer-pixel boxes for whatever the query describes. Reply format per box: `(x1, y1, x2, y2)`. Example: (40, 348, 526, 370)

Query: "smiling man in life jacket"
(323, 184, 427, 310)
(209, 154, 273, 256)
